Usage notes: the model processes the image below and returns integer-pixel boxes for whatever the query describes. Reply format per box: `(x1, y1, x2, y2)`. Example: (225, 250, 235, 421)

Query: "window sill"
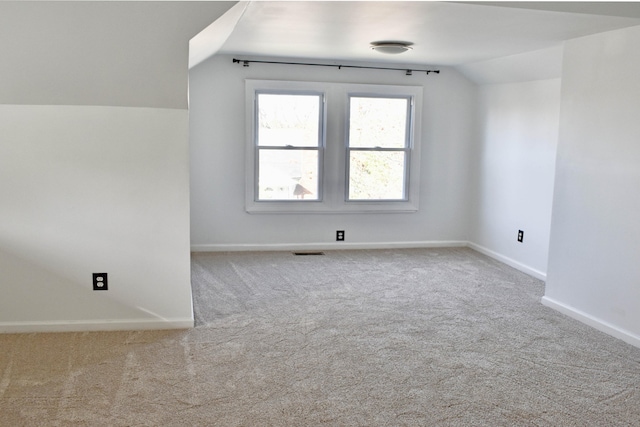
(245, 200, 419, 214)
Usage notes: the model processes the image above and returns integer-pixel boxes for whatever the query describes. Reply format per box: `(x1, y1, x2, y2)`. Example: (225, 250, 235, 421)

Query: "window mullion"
(259, 146, 320, 151)
(348, 147, 409, 152)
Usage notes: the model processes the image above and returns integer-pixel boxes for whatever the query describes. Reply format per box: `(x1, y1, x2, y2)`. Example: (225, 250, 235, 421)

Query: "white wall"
(543, 25, 640, 346)
(469, 79, 561, 280)
(0, 105, 193, 332)
(457, 46, 563, 85)
(189, 55, 477, 251)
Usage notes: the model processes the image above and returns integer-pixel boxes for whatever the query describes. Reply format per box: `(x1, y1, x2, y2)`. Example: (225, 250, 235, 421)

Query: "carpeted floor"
(1, 248, 640, 426)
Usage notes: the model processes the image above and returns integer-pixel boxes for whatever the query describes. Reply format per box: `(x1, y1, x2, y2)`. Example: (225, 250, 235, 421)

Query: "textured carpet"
(1, 248, 640, 426)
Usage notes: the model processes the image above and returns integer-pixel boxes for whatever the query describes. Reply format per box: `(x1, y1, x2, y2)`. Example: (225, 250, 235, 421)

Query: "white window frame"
(346, 93, 414, 202)
(253, 89, 325, 202)
(245, 79, 422, 214)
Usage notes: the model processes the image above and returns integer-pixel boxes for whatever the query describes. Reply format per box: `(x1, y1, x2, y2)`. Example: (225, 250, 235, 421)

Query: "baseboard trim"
(191, 240, 468, 252)
(541, 296, 640, 349)
(467, 242, 546, 281)
(0, 318, 194, 334)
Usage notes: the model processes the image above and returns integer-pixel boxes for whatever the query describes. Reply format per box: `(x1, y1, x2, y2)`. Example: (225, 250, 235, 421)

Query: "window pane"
(349, 151, 406, 200)
(349, 97, 408, 148)
(258, 149, 319, 200)
(258, 94, 320, 147)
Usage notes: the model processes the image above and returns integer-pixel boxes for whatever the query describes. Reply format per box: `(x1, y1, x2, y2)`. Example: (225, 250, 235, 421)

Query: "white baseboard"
(191, 240, 468, 252)
(0, 318, 194, 334)
(541, 296, 640, 349)
(467, 242, 546, 281)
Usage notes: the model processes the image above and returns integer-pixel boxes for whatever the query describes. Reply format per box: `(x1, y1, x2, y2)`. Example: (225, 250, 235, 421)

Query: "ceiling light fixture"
(370, 41, 413, 55)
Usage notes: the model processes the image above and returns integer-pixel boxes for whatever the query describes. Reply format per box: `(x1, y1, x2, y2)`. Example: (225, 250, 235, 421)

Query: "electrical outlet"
(517, 230, 524, 243)
(93, 273, 108, 291)
(336, 230, 345, 241)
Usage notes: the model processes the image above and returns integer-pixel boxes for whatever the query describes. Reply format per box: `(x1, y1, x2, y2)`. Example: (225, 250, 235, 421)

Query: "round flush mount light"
(370, 41, 413, 54)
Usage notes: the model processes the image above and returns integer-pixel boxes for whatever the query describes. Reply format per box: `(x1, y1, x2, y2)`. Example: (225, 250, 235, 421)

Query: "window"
(245, 80, 422, 213)
(255, 92, 323, 201)
(347, 95, 412, 201)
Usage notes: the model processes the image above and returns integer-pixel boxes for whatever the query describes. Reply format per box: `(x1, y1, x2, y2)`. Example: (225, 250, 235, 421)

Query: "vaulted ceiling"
(2, 1, 640, 107)
(217, 1, 640, 67)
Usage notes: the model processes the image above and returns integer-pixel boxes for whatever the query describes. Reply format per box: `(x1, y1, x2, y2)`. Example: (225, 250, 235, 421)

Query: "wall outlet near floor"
(517, 230, 524, 243)
(336, 230, 345, 241)
(93, 273, 108, 291)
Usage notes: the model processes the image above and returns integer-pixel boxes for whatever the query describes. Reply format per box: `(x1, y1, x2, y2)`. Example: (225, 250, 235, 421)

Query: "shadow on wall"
(0, 247, 152, 327)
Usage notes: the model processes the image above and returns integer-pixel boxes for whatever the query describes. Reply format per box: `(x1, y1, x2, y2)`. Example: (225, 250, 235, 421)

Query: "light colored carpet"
(1, 248, 640, 426)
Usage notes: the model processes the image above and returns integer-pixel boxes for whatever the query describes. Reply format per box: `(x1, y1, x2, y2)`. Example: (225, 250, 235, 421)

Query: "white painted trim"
(191, 240, 468, 253)
(467, 242, 546, 281)
(244, 79, 423, 214)
(541, 296, 640, 349)
(0, 318, 194, 334)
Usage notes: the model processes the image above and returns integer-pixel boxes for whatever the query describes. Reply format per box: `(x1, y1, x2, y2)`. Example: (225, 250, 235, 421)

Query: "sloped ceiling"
(220, 2, 639, 66)
(0, 1, 235, 108)
(2, 1, 640, 107)
(216, 1, 640, 83)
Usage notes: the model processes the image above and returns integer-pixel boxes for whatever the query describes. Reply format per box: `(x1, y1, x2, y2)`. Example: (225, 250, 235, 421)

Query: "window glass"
(347, 96, 411, 201)
(348, 151, 406, 200)
(258, 149, 319, 200)
(257, 94, 320, 147)
(349, 97, 408, 148)
(255, 92, 322, 201)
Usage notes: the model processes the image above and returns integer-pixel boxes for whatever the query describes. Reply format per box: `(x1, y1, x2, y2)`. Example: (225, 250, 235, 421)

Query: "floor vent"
(293, 251, 325, 256)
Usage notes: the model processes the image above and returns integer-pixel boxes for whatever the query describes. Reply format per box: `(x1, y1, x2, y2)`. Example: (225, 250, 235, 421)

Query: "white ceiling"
(218, 1, 640, 74)
(2, 1, 640, 107)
